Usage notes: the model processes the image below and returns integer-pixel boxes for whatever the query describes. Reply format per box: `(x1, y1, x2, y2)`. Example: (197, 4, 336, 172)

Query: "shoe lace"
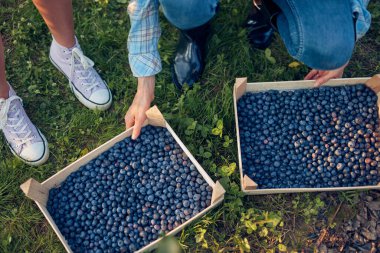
(69, 48, 99, 92)
(0, 96, 34, 147)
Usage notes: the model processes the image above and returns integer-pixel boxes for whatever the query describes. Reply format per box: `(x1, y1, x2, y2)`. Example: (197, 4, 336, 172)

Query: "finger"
(304, 69, 319, 80)
(125, 112, 135, 130)
(131, 114, 145, 140)
(314, 73, 335, 87)
(336, 70, 344, 78)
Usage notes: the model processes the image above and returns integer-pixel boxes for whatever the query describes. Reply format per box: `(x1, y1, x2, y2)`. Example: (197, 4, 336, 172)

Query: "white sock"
(51, 35, 79, 52)
(50, 36, 81, 76)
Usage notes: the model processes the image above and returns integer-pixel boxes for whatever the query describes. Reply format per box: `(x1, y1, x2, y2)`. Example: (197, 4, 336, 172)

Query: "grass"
(0, 0, 380, 252)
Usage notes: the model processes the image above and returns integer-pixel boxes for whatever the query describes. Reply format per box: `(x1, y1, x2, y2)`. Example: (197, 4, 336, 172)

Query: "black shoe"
(245, 4, 276, 50)
(171, 22, 210, 90)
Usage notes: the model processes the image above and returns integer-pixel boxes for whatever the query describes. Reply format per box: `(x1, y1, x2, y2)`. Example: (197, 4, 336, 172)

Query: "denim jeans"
(159, 0, 219, 30)
(273, 0, 355, 70)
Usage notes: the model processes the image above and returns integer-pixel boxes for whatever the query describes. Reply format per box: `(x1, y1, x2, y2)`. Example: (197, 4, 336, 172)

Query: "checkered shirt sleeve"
(127, 0, 162, 77)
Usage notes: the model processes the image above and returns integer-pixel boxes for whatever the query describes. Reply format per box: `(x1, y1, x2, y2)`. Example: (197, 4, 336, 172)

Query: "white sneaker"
(0, 84, 49, 166)
(49, 37, 112, 111)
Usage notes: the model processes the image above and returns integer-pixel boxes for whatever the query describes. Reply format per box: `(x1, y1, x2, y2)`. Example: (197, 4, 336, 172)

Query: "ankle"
(0, 81, 9, 99)
(56, 38, 76, 48)
(53, 36, 76, 49)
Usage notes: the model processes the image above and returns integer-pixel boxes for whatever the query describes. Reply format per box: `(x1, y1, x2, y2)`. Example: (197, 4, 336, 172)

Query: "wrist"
(136, 76, 155, 102)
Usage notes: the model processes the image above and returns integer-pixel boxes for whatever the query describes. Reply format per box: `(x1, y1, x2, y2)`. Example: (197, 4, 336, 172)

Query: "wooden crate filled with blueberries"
(234, 75, 380, 194)
(21, 106, 225, 253)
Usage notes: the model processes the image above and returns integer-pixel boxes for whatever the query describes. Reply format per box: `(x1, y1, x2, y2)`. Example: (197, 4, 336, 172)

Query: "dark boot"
(245, 1, 279, 50)
(171, 22, 210, 90)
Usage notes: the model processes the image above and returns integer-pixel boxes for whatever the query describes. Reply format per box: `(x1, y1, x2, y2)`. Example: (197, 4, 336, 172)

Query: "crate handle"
(20, 178, 49, 205)
(211, 181, 225, 204)
(146, 105, 166, 127)
(243, 175, 258, 190)
(234, 77, 247, 100)
(365, 74, 380, 94)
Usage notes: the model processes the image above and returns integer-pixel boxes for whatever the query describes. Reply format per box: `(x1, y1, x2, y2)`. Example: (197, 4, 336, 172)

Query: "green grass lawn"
(1, 0, 380, 252)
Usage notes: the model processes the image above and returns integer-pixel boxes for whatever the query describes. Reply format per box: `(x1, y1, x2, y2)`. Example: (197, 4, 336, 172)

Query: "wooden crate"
(233, 75, 380, 195)
(21, 106, 225, 253)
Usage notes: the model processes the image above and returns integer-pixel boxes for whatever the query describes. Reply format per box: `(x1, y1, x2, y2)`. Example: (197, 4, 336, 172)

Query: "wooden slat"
(365, 74, 380, 93)
(234, 77, 247, 100)
(243, 175, 258, 191)
(146, 105, 166, 127)
(245, 77, 369, 92)
(211, 181, 225, 204)
(233, 82, 245, 192)
(20, 178, 49, 205)
(243, 185, 380, 195)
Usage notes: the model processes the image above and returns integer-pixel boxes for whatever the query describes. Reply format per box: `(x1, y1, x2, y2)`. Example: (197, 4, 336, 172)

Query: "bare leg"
(0, 35, 9, 99)
(32, 0, 75, 48)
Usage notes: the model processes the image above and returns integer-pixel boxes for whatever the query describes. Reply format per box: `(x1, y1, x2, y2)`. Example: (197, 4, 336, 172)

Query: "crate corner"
(211, 181, 226, 204)
(243, 174, 258, 191)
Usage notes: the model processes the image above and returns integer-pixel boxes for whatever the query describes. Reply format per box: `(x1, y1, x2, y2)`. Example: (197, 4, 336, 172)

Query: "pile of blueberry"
(47, 126, 212, 253)
(238, 84, 380, 189)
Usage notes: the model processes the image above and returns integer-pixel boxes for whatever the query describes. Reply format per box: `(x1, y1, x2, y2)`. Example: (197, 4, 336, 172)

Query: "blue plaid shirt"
(127, 0, 161, 77)
(127, 0, 371, 77)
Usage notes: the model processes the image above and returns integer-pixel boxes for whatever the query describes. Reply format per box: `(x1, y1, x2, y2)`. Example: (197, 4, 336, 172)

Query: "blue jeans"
(273, 0, 355, 70)
(159, 0, 219, 30)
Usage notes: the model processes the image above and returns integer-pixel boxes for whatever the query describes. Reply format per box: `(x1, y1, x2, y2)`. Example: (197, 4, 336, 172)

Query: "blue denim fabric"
(161, 0, 218, 30)
(273, 0, 356, 70)
(351, 0, 371, 40)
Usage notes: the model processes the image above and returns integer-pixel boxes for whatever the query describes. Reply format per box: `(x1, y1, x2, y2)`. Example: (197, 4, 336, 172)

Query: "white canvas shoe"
(0, 84, 49, 166)
(49, 37, 112, 111)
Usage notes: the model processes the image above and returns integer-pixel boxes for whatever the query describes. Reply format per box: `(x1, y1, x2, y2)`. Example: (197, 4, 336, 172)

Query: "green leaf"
(195, 228, 206, 243)
(80, 148, 89, 156)
(278, 244, 287, 252)
(216, 119, 223, 129)
(219, 177, 230, 191)
(266, 213, 282, 228)
(237, 28, 246, 37)
(223, 136, 233, 147)
(268, 56, 276, 64)
(195, 228, 208, 248)
(219, 163, 236, 177)
(240, 238, 250, 251)
(288, 61, 301, 68)
(259, 227, 268, 237)
(264, 48, 276, 64)
(265, 48, 272, 58)
(203, 152, 212, 158)
(7, 234, 12, 244)
(211, 128, 222, 136)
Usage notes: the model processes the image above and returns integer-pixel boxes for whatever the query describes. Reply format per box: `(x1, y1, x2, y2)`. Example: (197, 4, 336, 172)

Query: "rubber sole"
(7, 129, 50, 166)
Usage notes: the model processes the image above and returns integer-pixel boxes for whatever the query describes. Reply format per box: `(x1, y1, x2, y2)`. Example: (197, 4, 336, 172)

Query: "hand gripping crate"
(21, 106, 225, 252)
(233, 75, 380, 195)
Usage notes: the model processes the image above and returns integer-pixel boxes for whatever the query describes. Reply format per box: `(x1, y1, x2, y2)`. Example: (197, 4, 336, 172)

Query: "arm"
(126, 0, 161, 139)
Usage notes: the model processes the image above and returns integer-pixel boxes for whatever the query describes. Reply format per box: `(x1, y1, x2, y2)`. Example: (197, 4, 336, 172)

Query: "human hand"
(304, 62, 348, 87)
(125, 76, 155, 139)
